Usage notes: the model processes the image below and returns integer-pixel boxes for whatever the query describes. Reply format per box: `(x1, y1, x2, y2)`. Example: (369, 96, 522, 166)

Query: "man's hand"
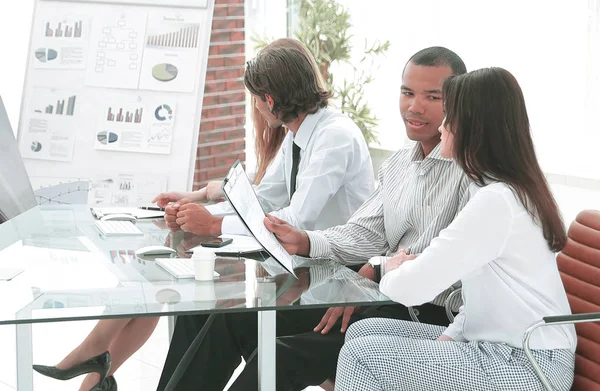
(264, 214, 310, 256)
(313, 265, 374, 334)
(176, 202, 223, 236)
(314, 307, 356, 334)
(152, 191, 192, 208)
(436, 335, 454, 342)
(205, 181, 225, 202)
(385, 249, 416, 272)
(165, 204, 181, 232)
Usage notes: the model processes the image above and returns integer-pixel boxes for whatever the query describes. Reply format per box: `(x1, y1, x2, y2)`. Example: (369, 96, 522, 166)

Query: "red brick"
(213, 7, 229, 18)
(229, 31, 244, 42)
(210, 31, 231, 43)
(218, 91, 245, 105)
(203, 80, 229, 94)
(223, 55, 245, 67)
(205, 67, 244, 82)
(227, 6, 244, 17)
(225, 79, 245, 91)
(212, 43, 244, 55)
(199, 127, 245, 144)
(231, 104, 245, 116)
(202, 95, 220, 107)
(200, 120, 215, 132)
(202, 106, 232, 119)
(215, 0, 243, 4)
(207, 57, 225, 68)
(211, 18, 244, 31)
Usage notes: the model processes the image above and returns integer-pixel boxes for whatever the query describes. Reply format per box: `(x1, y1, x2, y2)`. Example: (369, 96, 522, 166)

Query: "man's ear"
(265, 94, 275, 111)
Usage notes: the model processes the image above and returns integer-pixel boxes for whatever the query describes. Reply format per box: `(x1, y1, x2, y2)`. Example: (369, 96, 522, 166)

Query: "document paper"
(222, 161, 296, 277)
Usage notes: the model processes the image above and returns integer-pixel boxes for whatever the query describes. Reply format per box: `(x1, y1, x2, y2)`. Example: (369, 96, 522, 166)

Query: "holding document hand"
(264, 214, 310, 256)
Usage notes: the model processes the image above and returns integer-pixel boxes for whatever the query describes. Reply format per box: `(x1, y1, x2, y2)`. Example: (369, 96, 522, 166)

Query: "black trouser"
(228, 303, 450, 391)
(157, 303, 449, 391)
(156, 308, 328, 391)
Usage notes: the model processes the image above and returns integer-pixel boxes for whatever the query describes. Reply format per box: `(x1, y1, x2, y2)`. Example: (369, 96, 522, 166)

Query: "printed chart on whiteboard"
(19, 87, 79, 162)
(94, 96, 176, 154)
(89, 172, 167, 206)
(85, 12, 147, 89)
(139, 10, 207, 92)
(32, 15, 89, 70)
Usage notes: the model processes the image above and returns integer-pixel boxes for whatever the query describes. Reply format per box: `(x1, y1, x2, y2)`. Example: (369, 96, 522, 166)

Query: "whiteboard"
(17, 0, 214, 206)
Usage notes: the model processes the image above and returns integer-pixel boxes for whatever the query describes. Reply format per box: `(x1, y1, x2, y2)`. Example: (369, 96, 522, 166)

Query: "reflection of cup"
(192, 248, 216, 281)
(194, 281, 217, 311)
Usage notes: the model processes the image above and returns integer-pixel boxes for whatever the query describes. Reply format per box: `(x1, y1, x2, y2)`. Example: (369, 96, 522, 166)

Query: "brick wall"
(193, 0, 246, 190)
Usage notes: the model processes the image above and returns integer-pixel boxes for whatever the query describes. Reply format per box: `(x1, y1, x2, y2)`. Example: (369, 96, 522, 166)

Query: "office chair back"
(557, 210, 600, 390)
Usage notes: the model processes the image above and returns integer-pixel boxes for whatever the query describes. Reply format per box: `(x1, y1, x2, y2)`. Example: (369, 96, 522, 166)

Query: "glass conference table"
(0, 205, 392, 390)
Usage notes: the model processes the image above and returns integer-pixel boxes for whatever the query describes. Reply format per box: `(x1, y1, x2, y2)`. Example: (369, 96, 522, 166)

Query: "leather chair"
(524, 210, 600, 391)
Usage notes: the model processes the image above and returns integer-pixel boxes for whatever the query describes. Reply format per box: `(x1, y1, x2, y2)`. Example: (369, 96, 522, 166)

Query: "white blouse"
(380, 182, 577, 351)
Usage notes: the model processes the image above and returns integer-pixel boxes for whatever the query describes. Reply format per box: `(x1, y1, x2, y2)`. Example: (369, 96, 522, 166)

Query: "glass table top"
(0, 206, 391, 325)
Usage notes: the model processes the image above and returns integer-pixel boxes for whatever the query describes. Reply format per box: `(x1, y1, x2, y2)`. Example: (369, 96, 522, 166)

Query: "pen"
(139, 206, 165, 211)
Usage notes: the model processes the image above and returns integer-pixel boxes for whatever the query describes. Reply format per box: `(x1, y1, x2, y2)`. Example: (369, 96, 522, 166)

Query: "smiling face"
(400, 62, 454, 155)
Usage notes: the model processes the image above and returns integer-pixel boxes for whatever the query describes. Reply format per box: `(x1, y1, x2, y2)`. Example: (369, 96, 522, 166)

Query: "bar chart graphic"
(45, 21, 83, 38)
(146, 24, 200, 49)
(34, 95, 77, 116)
(106, 107, 143, 123)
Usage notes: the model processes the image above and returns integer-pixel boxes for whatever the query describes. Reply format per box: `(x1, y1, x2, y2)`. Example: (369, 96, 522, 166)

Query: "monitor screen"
(0, 96, 37, 224)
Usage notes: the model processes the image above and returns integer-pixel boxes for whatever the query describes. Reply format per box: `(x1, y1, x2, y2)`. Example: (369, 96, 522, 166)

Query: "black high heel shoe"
(33, 351, 111, 384)
(91, 375, 117, 391)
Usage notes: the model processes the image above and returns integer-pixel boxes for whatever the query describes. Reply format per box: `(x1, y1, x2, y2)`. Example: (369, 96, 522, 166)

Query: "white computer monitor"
(0, 96, 37, 224)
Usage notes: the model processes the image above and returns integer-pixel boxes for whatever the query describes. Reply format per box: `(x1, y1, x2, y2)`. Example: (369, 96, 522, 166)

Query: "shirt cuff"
(205, 202, 234, 216)
(221, 215, 251, 236)
(307, 231, 331, 259)
(442, 311, 467, 342)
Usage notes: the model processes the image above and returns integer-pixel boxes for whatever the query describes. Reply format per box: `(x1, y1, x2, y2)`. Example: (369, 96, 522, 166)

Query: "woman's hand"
(385, 249, 417, 272)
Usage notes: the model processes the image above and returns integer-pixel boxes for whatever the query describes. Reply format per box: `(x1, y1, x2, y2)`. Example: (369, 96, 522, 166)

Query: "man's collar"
(293, 108, 327, 149)
(409, 142, 452, 163)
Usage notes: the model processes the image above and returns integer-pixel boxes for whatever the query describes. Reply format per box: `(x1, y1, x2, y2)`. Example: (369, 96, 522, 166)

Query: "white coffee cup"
(192, 248, 216, 281)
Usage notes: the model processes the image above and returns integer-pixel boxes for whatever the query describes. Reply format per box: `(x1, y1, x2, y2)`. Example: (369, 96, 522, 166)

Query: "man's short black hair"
(404, 46, 467, 76)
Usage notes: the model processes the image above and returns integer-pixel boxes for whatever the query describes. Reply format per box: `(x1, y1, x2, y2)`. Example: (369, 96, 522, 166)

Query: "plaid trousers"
(335, 318, 574, 391)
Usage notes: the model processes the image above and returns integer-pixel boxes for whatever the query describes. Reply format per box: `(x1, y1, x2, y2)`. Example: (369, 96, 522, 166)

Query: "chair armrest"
(444, 288, 462, 322)
(543, 312, 600, 324)
(523, 313, 600, 391)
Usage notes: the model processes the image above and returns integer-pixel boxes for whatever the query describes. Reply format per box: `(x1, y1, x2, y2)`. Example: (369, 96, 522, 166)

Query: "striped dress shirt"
(307, 142, 472, 308)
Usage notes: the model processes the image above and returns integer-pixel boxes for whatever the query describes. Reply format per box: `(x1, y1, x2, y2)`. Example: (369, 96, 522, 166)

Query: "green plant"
(253, 0, 389, 145)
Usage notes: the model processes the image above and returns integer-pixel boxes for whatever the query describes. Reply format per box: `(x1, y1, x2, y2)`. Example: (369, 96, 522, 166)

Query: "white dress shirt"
(208, 107, 374, 235)
(380, 182, 577, 351)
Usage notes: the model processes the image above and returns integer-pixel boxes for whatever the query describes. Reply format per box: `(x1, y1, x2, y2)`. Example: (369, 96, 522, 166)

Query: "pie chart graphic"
(31, 141, 42, 152)
(152, 63, 178, 82)
(35, 48, 58, 63)
(154, 104, 173, 121)
(97, 131, 118, 145)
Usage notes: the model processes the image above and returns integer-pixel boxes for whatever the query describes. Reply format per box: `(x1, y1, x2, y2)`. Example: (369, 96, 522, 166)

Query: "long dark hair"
(244, 46, 331, 123)
(443, 67, 566, 251)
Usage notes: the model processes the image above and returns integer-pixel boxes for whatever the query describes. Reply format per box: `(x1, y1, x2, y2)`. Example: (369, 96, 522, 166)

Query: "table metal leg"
(16, 322, 33, 390)
(168, 315, 176, 343)
(257, 310, 276, 391)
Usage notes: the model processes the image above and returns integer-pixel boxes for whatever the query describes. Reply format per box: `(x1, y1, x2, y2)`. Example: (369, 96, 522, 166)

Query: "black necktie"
(290, 142, 301, 197)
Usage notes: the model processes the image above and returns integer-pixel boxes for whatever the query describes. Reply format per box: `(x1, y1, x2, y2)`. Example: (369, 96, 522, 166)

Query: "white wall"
(243, 0, 288, 172)
(332, 0, 599, 179)
(0, 1, 35, 134)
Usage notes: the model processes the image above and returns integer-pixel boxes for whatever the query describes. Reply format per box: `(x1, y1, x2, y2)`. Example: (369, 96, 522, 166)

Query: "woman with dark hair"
(334, 68, 576, 391)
